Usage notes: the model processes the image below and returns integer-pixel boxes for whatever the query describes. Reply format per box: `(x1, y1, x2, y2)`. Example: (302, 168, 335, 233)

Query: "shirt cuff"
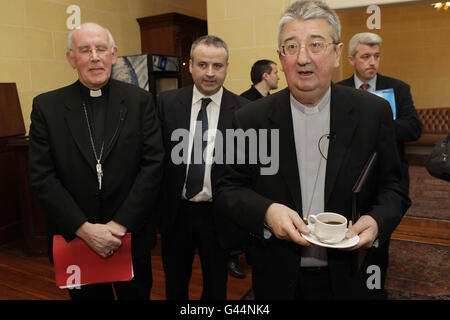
(263, 222, 273, 240)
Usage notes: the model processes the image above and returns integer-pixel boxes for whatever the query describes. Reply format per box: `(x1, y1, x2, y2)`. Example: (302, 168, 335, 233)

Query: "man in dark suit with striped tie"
(157, 35, 249, 300)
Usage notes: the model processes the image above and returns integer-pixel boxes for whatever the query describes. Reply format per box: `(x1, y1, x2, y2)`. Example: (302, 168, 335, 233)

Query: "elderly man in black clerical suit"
(214, 0, 410, 300)
(29, 22, 164, 300)
(157, 35, 249, 300)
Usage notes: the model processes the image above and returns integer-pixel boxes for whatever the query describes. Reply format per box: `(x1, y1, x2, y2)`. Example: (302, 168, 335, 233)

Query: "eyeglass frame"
(279, 40, 340, 56)
(71, 45, 113, 57)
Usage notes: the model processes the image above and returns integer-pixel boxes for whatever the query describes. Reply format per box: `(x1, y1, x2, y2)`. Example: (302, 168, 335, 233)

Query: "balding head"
(67, 22, 116, 56)
(65, 22, 118, 90)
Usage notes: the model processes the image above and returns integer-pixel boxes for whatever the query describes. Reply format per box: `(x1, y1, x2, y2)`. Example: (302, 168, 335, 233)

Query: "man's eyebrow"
(308, 34, 327, 41)
(283, 35, 297, 43)
(282, 34, 327, 43)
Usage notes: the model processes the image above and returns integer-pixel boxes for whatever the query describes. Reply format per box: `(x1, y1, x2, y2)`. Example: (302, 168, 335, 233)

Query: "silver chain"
(82, 104, 104, 163)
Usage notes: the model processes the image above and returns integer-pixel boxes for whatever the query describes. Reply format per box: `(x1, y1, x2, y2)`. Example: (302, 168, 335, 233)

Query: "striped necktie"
(360, 83, 369, 91)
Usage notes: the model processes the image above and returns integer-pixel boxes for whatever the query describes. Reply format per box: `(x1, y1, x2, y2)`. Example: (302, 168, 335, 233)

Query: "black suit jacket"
(338, 74, 422, 195)
(214, 84, 410, 299)
(29, 79, 165, 260)
(157, 86, 249, 250)
(240, 86, 264, 101)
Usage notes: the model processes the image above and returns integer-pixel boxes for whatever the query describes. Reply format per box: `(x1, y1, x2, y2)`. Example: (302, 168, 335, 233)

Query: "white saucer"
(301, 226, 360, 249)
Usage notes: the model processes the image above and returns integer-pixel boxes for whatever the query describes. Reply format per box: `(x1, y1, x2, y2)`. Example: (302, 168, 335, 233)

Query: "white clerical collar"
(192, 85, 223, 107)
(290, 88, 331, 115)
(90, 89, 102, 97)
(354, 74, 377, 91)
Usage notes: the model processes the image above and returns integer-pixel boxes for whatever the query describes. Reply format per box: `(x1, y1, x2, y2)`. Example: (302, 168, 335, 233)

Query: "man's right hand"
(75, 222, 124, 258)
(265, 203, 311, 246)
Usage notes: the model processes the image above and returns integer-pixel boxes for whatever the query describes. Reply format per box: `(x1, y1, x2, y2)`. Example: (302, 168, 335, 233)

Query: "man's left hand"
(343, 215, 379, 250)
(106, 220, 127, 239)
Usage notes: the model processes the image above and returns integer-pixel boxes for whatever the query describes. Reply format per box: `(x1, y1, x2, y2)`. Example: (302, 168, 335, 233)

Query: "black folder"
(351, 152, 378, 273)
(352, 152, 378, 223)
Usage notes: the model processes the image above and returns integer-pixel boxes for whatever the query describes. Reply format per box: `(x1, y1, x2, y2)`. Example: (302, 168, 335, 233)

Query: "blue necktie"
(185, 98, 211, 199)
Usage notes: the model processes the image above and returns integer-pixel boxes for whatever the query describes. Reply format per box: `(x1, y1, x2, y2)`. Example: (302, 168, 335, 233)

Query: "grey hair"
(278, 0, 341, 47)
(348, 32, 382, 56)
(190, 35, 229, 61)
(66, 23, 116, 56)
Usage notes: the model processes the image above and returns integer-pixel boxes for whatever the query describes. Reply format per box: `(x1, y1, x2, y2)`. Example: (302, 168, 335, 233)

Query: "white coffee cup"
(307, 212, 347, 244)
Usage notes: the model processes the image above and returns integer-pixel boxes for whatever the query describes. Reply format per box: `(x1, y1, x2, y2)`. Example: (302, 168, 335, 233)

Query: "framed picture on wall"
(112, 54, 182, 104)
(111, 54, 149, 91)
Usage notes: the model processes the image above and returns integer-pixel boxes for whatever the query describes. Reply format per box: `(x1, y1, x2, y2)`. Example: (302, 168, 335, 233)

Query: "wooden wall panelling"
(137, 13, 208, 88)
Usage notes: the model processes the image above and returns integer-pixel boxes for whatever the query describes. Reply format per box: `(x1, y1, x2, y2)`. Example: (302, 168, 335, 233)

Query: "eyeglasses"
(280, 40, 338, 56)
(74, 45, 110, 56)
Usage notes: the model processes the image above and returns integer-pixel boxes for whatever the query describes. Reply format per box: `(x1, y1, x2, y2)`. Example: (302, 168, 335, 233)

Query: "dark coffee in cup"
(322, 220, 343, 225)
(307, 212, 348, 244)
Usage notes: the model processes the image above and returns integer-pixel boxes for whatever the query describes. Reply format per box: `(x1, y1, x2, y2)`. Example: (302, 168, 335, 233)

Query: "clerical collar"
(290, 88, 331, 115)
(79, 80, 111, 98)
(90, 89, 102, 97)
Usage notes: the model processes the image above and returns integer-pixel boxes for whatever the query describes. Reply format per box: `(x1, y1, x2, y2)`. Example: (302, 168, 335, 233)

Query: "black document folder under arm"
(351, 152, 378, 274)
(351, 152, 378, 224)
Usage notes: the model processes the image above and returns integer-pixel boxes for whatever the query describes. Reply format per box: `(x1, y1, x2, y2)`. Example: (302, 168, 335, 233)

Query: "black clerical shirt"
(79, 81, 110, 153)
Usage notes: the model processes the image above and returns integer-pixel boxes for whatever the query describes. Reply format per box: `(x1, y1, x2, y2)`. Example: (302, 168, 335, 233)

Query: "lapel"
(211, 87, 240, 184)
(64, 82, 95, 171)
(348, 76, 356, 88)
(174, 86, 194, 177)
(375, 73, 387, 90)
(268, 88, 303, 214)
(64, 80, 127, 172)
(215, 87, 238, 145)
(102, 79, 127, 161)
(324, 83, 358, 205)
(174, 86, 194, 132)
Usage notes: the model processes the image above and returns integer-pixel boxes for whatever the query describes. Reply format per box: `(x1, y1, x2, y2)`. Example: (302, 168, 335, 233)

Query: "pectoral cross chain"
(82, 103, 105, 191)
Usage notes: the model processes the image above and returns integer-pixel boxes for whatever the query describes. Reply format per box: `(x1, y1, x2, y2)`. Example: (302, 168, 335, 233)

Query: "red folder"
(53, 233, 133, 288)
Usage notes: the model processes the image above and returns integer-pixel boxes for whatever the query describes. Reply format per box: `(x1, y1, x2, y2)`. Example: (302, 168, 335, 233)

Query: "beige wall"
(207, 0, 291, 95)
(337, 3, 450, 109)
(207, 0, 450, 109)
(0, 0, 206, 133)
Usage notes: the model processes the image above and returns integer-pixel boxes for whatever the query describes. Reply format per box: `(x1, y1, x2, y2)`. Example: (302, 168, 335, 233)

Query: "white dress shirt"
(290, 88, 331, 267)
(182, 85, 223, 202)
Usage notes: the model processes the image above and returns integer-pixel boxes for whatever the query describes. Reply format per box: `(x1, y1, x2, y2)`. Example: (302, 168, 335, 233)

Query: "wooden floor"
(0, 218, 447, 300)
(392, 216, 450, 246)
(0, 245, 253, 300)
(1, 164, 447, 300)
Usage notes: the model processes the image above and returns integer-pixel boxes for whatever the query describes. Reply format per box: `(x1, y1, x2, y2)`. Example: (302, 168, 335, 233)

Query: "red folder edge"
(53, 233, 133, 288)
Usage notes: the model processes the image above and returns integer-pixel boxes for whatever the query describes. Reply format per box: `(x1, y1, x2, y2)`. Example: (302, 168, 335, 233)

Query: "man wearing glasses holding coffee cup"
(215, 0, 409, 299)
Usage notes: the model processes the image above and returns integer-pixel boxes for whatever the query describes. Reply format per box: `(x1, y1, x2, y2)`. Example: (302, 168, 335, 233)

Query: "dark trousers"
(295, 267, 334, 300)
(161, 200, 228, 300)
(67, 252, 152, 300)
